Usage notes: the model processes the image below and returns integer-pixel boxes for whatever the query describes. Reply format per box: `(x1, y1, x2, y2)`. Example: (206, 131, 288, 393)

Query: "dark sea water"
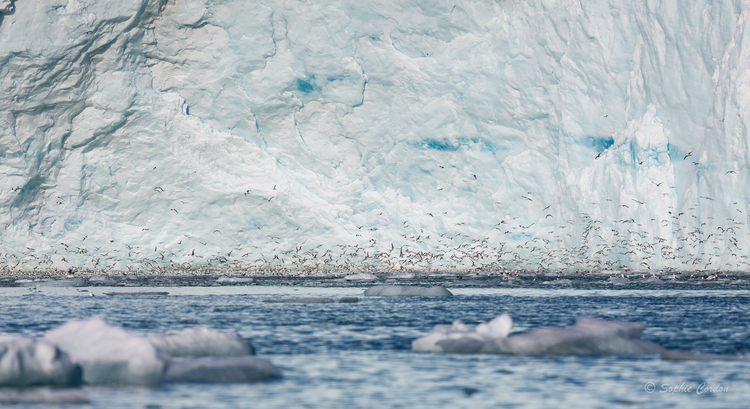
(0, 277, 748, 408)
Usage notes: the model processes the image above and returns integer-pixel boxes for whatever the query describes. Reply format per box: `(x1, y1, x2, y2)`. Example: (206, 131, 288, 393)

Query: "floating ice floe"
(17, 278, 84, 287)
(413, 315, 746, 360)
(344, 273, 378, 281)
(164, 356, 282, 383)
(43, 318, 170, 386)
(0, 336, 82, 387)
(216, 276, 254, 283)
(263, 297, 335, 304)
(3, 319, 277, 387)
(388, 273, 416, 279)
(542, 279, 573, 285)
(364, 285, 453, 297)
(89, 275, 117, 285)
(147, 327, 254, 357)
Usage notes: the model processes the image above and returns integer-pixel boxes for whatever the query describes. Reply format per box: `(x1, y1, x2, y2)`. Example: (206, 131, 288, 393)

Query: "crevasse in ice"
(2, 0, 750, 273)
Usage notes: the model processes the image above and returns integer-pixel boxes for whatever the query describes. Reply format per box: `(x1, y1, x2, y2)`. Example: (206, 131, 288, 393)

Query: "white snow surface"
(3, 0, 750, 272)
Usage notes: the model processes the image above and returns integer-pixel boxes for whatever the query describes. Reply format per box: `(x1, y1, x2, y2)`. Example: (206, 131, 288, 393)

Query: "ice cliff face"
(2, 0, 750, 273)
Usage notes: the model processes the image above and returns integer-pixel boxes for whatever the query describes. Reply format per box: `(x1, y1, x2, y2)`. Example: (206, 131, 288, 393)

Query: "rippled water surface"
(1, 280, 749, 408)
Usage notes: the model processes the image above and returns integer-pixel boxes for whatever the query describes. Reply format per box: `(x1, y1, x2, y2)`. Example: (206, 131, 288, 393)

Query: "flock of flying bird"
(2, 188, 750, 278)
(2, 147, 748, 277)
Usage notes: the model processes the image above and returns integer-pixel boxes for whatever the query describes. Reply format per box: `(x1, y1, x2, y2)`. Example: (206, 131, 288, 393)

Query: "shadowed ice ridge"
(0, 318, 282, 387)
(413, 315, 747, 360)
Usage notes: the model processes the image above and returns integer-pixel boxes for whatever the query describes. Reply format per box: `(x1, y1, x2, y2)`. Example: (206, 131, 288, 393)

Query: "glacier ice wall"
(1, 0, 750, 273)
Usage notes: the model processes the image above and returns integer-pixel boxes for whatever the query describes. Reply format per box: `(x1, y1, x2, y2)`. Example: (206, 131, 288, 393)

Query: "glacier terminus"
(2, 0, 750, 274)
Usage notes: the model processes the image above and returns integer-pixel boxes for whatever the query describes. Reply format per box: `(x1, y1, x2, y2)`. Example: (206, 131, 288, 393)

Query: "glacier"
(2, 0, 750, 274)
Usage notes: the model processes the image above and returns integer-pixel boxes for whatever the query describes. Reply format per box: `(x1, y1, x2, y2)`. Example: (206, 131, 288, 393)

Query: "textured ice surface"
(43, 318, 170, 386)
(0, 336, 82, 387)
(147, 327, 255, 357)
(3, 0, 750, 272)
(364, 285, 453, 296)
(413, 315, 746, 359)
(164, 356, 282, 383)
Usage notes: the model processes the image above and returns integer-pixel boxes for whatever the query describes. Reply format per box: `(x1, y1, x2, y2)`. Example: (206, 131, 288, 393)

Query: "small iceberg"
(608, 277, 630, 285)
(388, 272, 415, 279)
(216, 276, 254, 283)
(43, 318, 170, 386)
(89, 275, 117, 285)
(263, 297, 335, 304)
(542, 279, 573, 285)
(2, 319, 276, 387)
(18, 278, 84, 287)
(0, 336, 82, 387)
(364, 285, 453, 297)
(413, 315, 747, 360)
(344, 272, 378, 281)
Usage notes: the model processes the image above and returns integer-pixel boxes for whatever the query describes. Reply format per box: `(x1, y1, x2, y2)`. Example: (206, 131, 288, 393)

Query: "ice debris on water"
(0, 336, 82, 387)
(344, 273, 378, 281)
(0, 317, 282, 387)
(216, 276, 254, 283)
(413, 315, 748, 360)
(364, 285, 453, 297)
(264, 297, 335, 304)
(43, 318, 171, 386)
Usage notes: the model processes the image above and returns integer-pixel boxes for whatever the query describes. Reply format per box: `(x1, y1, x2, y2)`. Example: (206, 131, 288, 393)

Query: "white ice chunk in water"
(0, 336, 82, 387)
(364, 285, 453, 297)
(344, 273, 378, 281)
(388, 273, 416, 279)
(263, 297, 335, 304)
(148, 328, 255, 357)
(43, 318, 170, 386)
(18, 278, 84, 287)
(164, 356, 282, 383)
(89, 275, 117, 285)
(413, 316, 668, 356)
(216, 276, 254, 283)
(475, 314, 513, 339)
